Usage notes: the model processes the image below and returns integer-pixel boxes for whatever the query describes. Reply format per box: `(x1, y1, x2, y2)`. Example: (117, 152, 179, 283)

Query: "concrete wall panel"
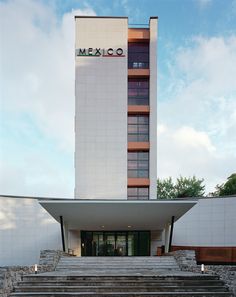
(173, 197, 236, 247)
(0, 196, 61, 266)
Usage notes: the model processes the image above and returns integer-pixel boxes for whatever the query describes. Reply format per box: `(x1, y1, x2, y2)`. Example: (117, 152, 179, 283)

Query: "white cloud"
(120, 0, 142, 23)
(157, 124, 235, 194)
(196, 0, 212, 9)
(160, 35, 236, 144)
(173, 126, 215, 152)
(0, 151, 74, 198)
(0, 0, 96, 197)
(158, 35, 236, 193)
(0, 0, 96, 152)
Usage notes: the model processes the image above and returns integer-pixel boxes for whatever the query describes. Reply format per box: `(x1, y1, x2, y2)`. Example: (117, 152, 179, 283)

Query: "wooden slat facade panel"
(128, 178, 150, 187)
(128, 142, 150, 151)
(128, 28, 150, 40)
(172, 246, 236, 264)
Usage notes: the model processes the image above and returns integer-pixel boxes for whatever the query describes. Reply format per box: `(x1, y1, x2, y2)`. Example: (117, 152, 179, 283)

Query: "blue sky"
(0, 0, 236, 197)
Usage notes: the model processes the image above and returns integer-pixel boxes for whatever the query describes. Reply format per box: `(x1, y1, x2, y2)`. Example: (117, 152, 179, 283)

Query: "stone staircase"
(55, 256, 180, 274)
(10, 256, 233, 297)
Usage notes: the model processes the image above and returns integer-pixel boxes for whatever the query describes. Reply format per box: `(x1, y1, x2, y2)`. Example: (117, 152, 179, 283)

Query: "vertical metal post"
(60, 215, 66, 252)
(168, 216, 175, 253)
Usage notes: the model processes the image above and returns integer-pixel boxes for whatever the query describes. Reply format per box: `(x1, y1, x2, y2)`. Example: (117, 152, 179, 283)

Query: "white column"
(164, 223, 171, 253)
(149, 17, 158, 199)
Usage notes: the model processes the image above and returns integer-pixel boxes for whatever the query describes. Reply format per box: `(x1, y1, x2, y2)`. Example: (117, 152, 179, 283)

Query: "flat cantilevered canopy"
(39, 199, 197, 230)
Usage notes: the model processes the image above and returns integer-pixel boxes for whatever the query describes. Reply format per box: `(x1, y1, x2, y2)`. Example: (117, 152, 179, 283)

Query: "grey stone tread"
(16, 285, 228, 293)
(15, 285, 228, 288)
(18, 280, 225, 285)
(23, 273, 219, 278)
(12, 291, 233, 297)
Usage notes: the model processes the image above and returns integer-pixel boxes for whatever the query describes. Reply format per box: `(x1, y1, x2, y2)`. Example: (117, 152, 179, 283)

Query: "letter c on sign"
(116, 48, 123, 56)
(107, 48, 113, 55)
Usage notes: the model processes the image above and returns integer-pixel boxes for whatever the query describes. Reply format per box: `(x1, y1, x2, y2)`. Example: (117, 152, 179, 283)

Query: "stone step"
(57, 263, 179, 267)
(57, 262, 179, 264)
(59, 258, 176, 260)
(60, 256, 175, 258)
(55, 270, 180, 273)
(57, 258, 177, 263)
(18, 280, 225, 287)
(22, 275, 221, 282)
(57, 259, 176, 265)
(57, 263, 179, 266)
(57, 262, 180, 264)
(59, 260, 178, 262)
(56, 266, 180, 270)
(15, 285, 229, 293)
(10, 291, 233, 297)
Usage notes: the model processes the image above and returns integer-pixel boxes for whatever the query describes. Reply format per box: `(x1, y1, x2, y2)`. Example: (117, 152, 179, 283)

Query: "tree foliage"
(157, 176, 205, 199)
(157, 177, 176, 200)
(212, 173, 236, 196)
(175, 176, 205, 198)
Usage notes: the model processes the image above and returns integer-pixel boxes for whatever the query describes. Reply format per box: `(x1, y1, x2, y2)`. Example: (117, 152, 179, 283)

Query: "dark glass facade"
(127, 187, 149, 200)
(128, 43, 149, 69)
(81, 231, 150, 256)
(128, 115, 149, 142)
(128, 78, 149, 105)
(128, 151, 149, 178)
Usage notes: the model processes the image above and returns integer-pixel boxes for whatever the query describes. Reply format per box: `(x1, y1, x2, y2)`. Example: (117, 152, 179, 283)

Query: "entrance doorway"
(81, 231, 150, 256)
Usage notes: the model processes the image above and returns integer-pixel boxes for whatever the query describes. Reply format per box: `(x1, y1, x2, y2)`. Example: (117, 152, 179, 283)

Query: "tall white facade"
(75, 17, 128, 199)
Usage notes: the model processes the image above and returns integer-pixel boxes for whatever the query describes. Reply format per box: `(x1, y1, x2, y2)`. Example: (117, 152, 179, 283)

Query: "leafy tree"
(175, 176, 205, 198)
(157, 177, 176, 199)
(157, 176, 205, 199)
(212, 173, 236, 196)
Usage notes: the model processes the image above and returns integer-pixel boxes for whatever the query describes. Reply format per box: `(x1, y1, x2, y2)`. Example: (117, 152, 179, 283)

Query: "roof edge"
(39, 199, 198, 204)
(74, 16, 128, 19)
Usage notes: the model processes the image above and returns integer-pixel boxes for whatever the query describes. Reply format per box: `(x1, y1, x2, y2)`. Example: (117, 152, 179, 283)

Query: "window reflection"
(127, 187, 149, 200)
(128, 152, 149, 178)
(128, 42, 149, 69)
(128, 115, 149, 142)
(128, 78, 149, 106)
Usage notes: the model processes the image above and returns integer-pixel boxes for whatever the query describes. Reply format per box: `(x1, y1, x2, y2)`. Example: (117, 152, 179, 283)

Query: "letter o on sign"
(116, 48, 123, 56)
(107, 48, 113, 55)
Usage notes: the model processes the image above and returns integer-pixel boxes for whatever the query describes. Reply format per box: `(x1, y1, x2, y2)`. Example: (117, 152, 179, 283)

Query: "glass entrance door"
(105, 233, 116, 256)
(81, 231, 150, 256)
(116, 233, 127, 256)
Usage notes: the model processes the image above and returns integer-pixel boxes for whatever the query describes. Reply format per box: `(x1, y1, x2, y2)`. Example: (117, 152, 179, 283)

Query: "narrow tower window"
(128, 115, 149, 142)
(128, 78, 149, 105)
(128, 42, 149, 69)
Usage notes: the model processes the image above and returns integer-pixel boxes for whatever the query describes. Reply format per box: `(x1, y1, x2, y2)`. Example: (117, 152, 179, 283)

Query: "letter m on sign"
(76, 48, 86, 56)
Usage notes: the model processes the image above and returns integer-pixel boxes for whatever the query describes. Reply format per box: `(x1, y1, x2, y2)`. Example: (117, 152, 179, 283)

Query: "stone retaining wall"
(170, 250, 236, 297)
(0, 250, 65, 297)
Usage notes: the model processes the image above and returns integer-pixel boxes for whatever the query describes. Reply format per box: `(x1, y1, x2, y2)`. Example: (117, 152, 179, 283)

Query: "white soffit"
(39, 200, 197, 230)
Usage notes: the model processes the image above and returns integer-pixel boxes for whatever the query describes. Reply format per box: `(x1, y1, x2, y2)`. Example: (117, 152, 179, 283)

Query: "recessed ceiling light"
(101, 225, 105, 228)
(128, 225, 132, 228)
